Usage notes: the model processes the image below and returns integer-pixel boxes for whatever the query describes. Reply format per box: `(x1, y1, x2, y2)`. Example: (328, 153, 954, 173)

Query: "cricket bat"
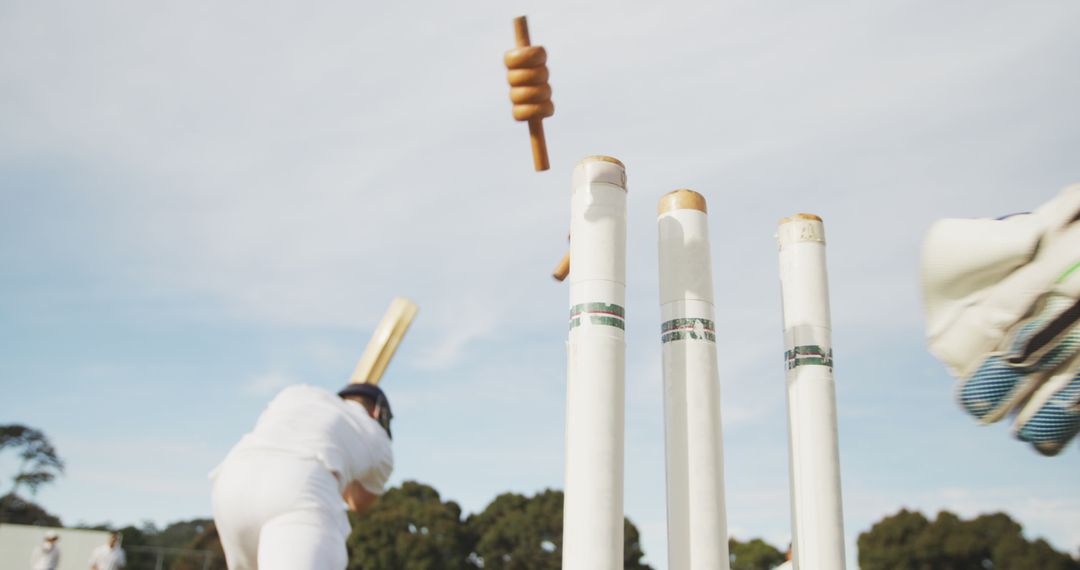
(349, 297, 419, 385)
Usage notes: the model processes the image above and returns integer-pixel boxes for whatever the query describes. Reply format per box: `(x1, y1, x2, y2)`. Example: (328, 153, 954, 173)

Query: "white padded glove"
(921, 185, 1080, 455)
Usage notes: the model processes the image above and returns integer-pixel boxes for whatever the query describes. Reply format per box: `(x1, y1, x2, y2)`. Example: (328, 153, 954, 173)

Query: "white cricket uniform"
(31, 542, 59, 570)
(88, 544, 125, 570)
(211, 384, 393, 570)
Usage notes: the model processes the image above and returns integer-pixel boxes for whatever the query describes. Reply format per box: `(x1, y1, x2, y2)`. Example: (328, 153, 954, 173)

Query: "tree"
(858, 509, 1080, 570)
(467, 490, 560, 569)
(346, 480, 476, 570)
(170, 521, 226, 570)
(0, 424, 64, 496)
(114, 523, 158, 570)
(0, 492, 62, 526)
(345, 482, 655, 569)
(3, 426, 66, 527)
(728, 537, 786, 570)
(153, 518, 217, 550)
(466, 488, 653, 570)
(857, 508, 931, 570)
(622, 515, 652, 570)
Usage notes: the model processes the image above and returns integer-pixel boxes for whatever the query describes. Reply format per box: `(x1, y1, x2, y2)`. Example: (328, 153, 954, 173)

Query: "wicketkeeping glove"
(921, 185, 1080, 455)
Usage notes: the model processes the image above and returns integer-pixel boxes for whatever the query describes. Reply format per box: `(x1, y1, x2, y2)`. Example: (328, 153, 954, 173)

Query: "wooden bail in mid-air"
(350, 297, 419, 385)
(505, 15, 554, 172)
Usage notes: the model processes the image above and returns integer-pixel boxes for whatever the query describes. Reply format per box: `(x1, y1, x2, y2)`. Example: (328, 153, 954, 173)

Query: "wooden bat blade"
(350, 297, 419, 385)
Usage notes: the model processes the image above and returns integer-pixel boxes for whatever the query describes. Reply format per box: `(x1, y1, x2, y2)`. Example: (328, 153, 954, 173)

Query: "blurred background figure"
(30, 530, 59, 570)
(88, 532, 125, 570)
(775, 543, 793, 570)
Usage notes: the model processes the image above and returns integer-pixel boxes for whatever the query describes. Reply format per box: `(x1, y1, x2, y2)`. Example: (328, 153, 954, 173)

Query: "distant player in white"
(776, 544, 793, 570)
(30, 530, 60, 570)
(211, 383, 394, 570)
(88, 532, 125, 570)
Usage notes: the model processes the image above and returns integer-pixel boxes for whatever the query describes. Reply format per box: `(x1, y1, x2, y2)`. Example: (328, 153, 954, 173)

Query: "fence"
(125, 544, 224, 570)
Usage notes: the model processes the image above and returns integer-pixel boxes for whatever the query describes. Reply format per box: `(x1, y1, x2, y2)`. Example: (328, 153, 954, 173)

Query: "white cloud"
(415, 300, 500, 371)
(3, 0, 1076, 346)
(28, 435, 222, 526)
(3, 1, 1080, 567)
(244, 371, 294, 398)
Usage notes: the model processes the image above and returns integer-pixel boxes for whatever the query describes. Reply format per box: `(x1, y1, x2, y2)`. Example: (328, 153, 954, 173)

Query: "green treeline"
(858, 508, 1080, 570)
(11, 482, 1078, 570)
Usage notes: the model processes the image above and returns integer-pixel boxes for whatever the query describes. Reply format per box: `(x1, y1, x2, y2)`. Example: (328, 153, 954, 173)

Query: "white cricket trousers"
(212, 450, 350, 570)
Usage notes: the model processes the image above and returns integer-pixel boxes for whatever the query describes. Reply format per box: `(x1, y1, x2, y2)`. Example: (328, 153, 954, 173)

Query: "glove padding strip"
(960, 295, 1080, 424)
(1014, 367, 1080, 456)
(1008, 296, 1080, 368)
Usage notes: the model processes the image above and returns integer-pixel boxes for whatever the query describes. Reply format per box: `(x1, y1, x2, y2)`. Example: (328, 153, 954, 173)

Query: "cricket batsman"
(211, 382, 394, 569)
(211, 298, 415, 569)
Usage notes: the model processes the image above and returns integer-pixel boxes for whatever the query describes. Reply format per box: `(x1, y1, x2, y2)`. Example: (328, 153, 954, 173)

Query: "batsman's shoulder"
(273, 383, 335, 401)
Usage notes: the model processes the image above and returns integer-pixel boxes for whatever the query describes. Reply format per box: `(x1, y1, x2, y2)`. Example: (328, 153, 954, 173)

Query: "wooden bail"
(552, 231, 571, 281)
(505, 16, 553, 171)
(552, 251, 570, 281)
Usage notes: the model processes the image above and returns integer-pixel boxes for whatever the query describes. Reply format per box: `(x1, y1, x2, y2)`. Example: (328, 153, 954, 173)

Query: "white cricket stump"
(657, 190, 731, 570)
(777, 214, 846, 570)
(563, 156, 628, 570)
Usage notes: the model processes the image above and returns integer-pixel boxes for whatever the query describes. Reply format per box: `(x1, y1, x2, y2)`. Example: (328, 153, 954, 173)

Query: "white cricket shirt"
(226, 384, 394, 495)
(31, 542, 59, 570)
(88, 544, 125, 570)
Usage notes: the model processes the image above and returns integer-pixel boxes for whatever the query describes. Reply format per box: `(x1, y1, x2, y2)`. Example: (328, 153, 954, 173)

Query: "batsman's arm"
(343, 480, 379, 514)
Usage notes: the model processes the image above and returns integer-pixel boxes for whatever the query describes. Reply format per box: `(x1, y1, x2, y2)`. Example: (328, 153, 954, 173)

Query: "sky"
(1, 0, 1079, 567)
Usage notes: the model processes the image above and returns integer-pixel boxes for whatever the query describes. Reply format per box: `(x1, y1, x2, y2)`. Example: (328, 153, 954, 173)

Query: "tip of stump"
(577, 155, 624, 169)
(658, 189, 707, 215)
(779, 213, 823, 225)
